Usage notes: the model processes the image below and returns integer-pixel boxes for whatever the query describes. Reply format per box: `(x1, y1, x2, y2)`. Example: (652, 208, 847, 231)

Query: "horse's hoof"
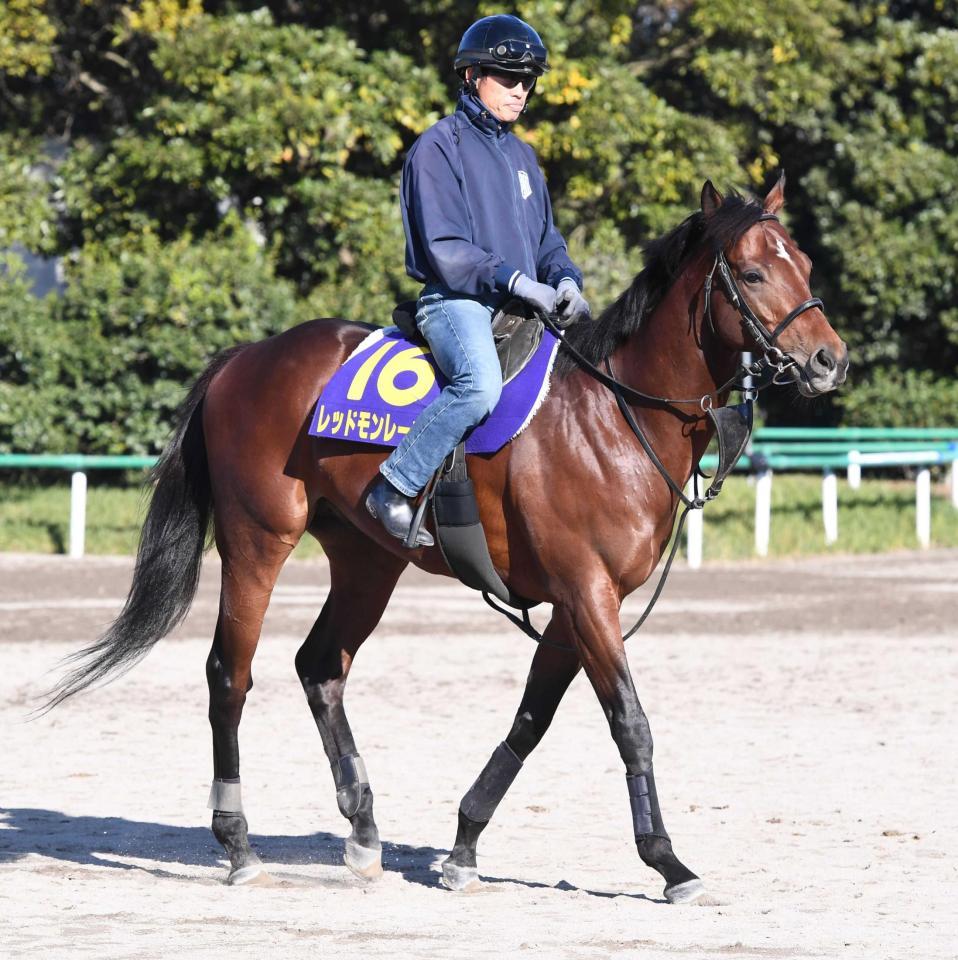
(344, 838, 383, 880)
(664, 878, 706, 904)
(227, 862, 270, 886)
(441, 861, 481, 892)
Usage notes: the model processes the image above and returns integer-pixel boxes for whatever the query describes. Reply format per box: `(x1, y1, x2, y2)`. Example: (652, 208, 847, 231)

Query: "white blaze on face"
(774, 237, 794, 265)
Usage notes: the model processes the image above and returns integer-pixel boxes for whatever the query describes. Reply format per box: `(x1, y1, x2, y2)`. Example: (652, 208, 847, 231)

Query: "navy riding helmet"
(454, 14, 549, 79)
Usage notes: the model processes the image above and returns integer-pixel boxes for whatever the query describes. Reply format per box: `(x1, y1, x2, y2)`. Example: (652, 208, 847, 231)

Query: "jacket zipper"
(495, 135, 534, 277)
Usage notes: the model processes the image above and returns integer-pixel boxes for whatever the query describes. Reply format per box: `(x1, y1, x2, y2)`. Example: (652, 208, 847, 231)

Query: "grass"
(1, 472, 956, 561)
(0, 480, 323, 560)
(697, 472, 958, 561)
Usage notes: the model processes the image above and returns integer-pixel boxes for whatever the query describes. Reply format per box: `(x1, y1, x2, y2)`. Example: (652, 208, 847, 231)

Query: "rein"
(483, 212, 827, 650)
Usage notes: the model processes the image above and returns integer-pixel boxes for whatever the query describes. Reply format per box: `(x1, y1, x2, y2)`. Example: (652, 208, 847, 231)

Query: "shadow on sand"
(0, 806, 442, 886)
(0, 807, 660, 900)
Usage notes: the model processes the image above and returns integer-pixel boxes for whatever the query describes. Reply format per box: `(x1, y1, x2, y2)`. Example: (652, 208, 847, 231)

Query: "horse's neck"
(604, 253, 740, 488)
(617, 252, 737, 403)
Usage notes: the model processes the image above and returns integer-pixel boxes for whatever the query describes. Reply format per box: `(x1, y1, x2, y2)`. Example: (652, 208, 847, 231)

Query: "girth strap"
(431, 443, 538, 611)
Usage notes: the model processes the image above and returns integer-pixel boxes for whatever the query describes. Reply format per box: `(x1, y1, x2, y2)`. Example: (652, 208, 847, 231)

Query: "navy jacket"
(401, 93, 583, 298)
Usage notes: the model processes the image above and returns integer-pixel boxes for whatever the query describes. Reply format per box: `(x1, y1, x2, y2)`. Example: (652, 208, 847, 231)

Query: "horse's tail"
(41, 345, 247, 712)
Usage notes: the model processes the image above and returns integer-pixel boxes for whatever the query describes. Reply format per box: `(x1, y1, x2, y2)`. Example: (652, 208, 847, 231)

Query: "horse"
(47, 177, 847, 902)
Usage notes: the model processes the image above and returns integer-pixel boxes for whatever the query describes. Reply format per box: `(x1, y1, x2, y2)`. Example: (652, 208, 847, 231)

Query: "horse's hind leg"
(443, 626, 580, 891)
(294, 514, 407, 880)
(207, 526, 298, 885)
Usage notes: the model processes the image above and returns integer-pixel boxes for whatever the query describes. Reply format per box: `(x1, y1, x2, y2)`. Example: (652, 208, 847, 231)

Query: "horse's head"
(701, 177, 848, 396)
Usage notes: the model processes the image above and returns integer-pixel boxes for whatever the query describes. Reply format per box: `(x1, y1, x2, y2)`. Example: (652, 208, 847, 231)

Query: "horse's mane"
(556, 191, 766, 374)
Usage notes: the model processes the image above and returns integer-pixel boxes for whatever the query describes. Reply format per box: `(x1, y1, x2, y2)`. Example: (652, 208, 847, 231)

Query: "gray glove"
(512, 274, 557, 318)
(555, 278, 591, 328)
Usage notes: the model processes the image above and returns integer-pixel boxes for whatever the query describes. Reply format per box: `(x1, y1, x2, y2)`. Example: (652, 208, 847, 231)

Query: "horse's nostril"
(813, 348, 835, 372)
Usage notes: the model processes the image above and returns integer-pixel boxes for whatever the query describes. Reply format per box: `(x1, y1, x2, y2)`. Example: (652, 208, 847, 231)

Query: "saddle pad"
(309, 326, 558, 454)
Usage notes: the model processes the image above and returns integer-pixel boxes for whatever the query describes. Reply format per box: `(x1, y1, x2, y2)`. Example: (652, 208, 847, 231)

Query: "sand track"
(1, 551, 955, 959)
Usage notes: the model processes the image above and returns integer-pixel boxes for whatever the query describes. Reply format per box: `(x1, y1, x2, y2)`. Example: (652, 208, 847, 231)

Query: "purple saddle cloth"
(308, 326, 558, 453)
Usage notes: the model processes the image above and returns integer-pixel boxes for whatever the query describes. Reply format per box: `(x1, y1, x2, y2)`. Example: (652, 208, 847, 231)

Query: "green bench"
(694, 427, 958, 559)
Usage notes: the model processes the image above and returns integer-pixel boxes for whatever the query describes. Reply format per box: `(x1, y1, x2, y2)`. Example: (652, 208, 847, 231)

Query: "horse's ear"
(763, 172, 786, 214)
(701, 180, 724, 218)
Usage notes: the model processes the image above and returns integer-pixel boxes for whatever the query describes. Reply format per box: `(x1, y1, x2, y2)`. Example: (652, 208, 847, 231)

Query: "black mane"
(556, 192, 766, 374)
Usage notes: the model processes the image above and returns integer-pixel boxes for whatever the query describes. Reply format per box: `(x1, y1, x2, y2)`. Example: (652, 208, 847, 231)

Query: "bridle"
(485, 211, 830, 647)
(704, 212, 824, 388)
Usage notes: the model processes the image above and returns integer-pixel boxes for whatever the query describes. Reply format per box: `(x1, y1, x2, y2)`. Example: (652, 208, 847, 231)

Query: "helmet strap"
(462, 65, 482, 98)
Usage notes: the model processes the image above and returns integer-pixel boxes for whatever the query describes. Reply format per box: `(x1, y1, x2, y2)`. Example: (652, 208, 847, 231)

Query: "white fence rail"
(686, 450, 958, 563)
(0, 451, 953, 563)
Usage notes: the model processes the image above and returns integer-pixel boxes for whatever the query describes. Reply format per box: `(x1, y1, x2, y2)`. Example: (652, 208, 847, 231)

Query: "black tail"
(41, 346, 247, 712)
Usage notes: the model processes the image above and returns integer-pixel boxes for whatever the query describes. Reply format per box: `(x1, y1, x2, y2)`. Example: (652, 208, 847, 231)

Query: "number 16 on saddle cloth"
(309, 326, 558, 453)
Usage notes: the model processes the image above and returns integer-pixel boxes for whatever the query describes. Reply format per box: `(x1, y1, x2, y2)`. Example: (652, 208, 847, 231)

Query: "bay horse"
(48, 178, 847, 902)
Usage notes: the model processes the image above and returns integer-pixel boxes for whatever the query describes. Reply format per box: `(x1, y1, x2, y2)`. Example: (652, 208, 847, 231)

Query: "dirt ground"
(1, 549, 955, 960)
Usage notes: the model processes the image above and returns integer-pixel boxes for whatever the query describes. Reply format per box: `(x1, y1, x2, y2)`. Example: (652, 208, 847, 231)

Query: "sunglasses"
(484, 69, 536, 91)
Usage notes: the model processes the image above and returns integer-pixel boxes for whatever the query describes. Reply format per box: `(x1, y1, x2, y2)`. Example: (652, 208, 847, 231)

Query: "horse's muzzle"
(797, 341, 849, 396)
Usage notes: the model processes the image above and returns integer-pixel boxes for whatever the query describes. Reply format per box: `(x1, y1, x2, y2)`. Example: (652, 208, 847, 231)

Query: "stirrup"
(402, 473, 441, 549)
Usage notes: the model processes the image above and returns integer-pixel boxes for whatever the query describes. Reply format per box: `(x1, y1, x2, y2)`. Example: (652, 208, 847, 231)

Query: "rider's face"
(469, 67, 533, 122)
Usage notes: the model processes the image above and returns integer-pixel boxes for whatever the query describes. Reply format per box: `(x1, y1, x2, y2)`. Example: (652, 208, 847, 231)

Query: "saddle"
(391, 297, 543, 385)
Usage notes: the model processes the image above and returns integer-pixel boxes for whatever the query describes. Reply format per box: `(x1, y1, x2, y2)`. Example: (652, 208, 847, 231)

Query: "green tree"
(642, 1, 958, 424)
(0, 218, 299, 454)
(2, 0, 957, 454)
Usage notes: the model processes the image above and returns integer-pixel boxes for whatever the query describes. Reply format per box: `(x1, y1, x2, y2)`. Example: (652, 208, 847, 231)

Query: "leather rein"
(551, 213, 822, 415)
(548, 212, 825, 507)
(484, 212, 828, 647)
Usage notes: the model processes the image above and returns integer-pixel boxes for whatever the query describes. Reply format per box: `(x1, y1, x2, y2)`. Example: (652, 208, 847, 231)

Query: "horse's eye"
(743, 271, 764, 284)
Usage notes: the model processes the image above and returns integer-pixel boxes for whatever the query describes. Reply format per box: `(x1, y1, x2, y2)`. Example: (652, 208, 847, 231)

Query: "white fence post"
(951, 459, 958, 509)
(685, 480, 702, 570)
(822, 469, 838, 544)
(69, 471, 87, 558)
(916, 468, 931, 548)
(847, 450, 861, 490)
(754, 469, 772, 557)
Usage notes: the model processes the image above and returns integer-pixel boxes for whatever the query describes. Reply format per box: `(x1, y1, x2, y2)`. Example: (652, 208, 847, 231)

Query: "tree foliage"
(1, 218, 299, 454)
(1, 0, 957, 453)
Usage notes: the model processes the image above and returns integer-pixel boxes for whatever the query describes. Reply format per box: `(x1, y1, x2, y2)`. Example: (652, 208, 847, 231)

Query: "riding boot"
(365, 476, 434, 547)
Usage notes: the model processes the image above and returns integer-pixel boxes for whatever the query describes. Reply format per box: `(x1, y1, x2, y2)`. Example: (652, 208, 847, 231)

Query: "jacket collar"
(457, 93, 512, 139)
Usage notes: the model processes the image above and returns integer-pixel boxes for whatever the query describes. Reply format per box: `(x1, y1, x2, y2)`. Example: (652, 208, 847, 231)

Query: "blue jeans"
(380, 287, 503, 496)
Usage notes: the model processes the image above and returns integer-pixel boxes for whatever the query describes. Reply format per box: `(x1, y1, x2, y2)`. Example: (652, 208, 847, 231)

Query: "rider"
(366, 14, 590, 547)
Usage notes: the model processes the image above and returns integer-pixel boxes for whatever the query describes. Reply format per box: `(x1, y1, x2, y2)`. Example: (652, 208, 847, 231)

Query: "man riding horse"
(365, 14, 591, 546)
(46, 12, 848, 904)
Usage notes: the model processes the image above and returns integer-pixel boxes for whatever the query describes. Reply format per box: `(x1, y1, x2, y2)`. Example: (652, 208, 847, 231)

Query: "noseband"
(704, 213, 825, 382)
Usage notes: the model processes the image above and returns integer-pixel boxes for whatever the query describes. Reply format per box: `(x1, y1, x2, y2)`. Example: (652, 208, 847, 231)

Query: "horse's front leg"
(565, 578, 704, 903)
(442, 632, 580, 890)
